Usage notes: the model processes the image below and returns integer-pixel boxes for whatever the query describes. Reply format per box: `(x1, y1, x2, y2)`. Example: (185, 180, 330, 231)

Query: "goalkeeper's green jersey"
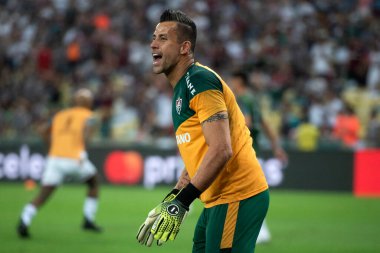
(172, 62, 268, 208)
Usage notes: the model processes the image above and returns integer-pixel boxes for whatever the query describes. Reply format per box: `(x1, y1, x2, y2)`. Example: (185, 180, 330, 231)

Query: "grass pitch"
(0, 183, 379, 253)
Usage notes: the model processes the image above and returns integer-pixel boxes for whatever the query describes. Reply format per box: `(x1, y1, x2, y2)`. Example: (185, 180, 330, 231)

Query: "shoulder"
(186, 63, 223, 98)
(53, 108, 68, 119)
(72, 107, 93, 116)
(55, 107, 92, 120)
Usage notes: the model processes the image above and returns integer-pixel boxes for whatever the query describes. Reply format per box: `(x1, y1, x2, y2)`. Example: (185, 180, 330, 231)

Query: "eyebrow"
(152, 33, 168, 39)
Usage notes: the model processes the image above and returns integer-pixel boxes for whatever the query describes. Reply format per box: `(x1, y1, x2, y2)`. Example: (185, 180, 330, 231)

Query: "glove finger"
(151, 215, 163, 235)
(138, 213, 161, 242)
(160, 223, 174, 242)
(136, 223, 147, 241)
(145, 232, 154, 247)
(169, 227, 179, 241)
(139, 234, 148, 245)
(169, 211, 187, 241)
(157, 239, 165, 246)
(148, 205, 161, 217)
(139, 223, 154, 243)
(169, 221, 180, 241)
(152, 216, 169, 240)
(140, 233, 151, 245)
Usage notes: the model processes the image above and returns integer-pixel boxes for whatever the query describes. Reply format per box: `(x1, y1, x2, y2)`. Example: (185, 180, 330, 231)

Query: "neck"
(167, 57, 194, 88)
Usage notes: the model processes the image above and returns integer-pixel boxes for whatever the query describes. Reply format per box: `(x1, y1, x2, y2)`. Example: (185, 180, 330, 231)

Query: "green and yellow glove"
(151, 183, 201, 242)
(136, 189, 179, 246)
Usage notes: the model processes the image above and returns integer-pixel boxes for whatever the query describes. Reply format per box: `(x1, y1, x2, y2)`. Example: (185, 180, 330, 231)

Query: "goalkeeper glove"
(162, 188, 180, 202)
(151, 183, 201, 242)
(136, 189, 179, 246)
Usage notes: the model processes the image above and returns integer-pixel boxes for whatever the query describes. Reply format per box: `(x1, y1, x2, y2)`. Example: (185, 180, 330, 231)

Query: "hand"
(151, 199, 189, 242)
(274, 147, 288, 166)
(151, 183, 201, 242)
(136, 204, 160, 246)
(136, 189, 180, 246)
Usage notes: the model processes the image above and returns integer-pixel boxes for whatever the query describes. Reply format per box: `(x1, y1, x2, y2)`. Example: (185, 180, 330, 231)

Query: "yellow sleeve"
(190, 90, 227, 123)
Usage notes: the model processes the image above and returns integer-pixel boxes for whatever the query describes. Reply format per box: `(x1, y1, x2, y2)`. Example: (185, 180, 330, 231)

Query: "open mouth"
(152, 53, 162, 65)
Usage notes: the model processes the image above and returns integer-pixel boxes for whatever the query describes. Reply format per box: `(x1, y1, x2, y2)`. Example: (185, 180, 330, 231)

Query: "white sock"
(21, 204, 37, 226)
(83, 197, 98, 222)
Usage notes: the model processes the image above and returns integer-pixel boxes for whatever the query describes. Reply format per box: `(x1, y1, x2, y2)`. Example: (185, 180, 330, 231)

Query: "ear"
(180, 41, 192, 55)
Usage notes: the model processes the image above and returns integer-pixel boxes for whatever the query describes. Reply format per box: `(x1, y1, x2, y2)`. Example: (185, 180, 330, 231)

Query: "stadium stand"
(1, 0, 380, 149)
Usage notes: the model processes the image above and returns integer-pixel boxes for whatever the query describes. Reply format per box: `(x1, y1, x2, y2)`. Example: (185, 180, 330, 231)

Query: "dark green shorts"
(192, 189, 269, 253)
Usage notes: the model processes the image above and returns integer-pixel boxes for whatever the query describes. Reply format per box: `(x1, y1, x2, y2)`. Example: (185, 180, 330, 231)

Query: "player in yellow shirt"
(136, 10, 269, 252)
(17, 88, 102, 238)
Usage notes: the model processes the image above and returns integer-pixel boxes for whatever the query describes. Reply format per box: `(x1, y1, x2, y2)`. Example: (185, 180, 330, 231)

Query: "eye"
(159, 35, 168, 41)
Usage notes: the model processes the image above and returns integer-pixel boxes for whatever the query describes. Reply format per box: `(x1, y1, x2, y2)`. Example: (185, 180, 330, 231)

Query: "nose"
(151, 39, 158, 49)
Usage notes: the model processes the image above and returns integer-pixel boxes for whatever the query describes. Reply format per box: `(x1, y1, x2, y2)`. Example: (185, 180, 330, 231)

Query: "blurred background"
(1, 0, 380, 149)
(1, 1, 380, 253)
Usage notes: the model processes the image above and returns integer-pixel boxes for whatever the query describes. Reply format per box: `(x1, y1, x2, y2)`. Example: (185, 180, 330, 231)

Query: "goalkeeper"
(137, 9, 269, 253)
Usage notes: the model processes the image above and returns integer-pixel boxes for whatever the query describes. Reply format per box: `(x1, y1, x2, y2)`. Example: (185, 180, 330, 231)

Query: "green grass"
(0, 183, 379, 253)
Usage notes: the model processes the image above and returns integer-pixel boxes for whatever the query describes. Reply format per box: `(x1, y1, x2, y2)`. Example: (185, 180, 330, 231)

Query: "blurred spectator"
(0, 0, 379, 150)
(365, 108, 380, 147)
(367, 41, 380, 92)
(308, 96, 326, 131)
(94, 76, 114, 139)
(147, 74, 174, 146)
(66, 38, 81, 70)
(324, 89, 344, 132)
(36, 42, 53, 76)
(332, 104, 362, 148)
(293, 114, 320, 151)
(310, 29, 335, 77)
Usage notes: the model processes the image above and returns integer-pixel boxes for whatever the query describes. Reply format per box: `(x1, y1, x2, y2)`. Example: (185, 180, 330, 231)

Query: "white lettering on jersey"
(176, 133, 191, 145)
(185, 72, 196, 96)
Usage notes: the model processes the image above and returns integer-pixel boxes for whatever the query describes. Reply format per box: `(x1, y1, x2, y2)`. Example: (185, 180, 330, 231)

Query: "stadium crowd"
(1, 0, 380, 149)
